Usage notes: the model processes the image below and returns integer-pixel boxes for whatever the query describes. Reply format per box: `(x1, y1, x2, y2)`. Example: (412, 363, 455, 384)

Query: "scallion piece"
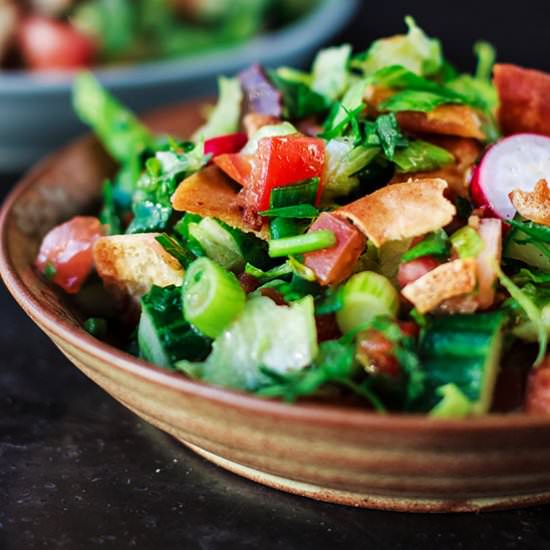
(182, 257, 246, 339)
(336, 271, 399, 333)
(268, 230, 336, 258)
(269, 217, 305, 240)
(259, 204, 319, 219)
(269, 177, 319, 208)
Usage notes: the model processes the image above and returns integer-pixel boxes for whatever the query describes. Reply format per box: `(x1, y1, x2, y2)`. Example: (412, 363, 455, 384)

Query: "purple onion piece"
(239, 64, 283, 118)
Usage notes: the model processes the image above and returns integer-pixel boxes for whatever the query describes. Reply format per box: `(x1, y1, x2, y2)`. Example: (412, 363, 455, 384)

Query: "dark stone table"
(2, 2, 550, 547)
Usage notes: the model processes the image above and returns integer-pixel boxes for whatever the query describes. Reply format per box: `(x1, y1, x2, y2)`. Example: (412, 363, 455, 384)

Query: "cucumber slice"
(138, 285, 211, 369)
(418, 312, 506, 415)
(504, 227, 550, 273)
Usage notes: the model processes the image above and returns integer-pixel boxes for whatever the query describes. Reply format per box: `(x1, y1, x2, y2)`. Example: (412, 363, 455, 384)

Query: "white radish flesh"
(476, 134, 550, 220)
(476, 218, 502, 310)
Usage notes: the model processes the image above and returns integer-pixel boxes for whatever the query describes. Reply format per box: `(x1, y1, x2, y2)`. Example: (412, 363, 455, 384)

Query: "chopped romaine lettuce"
(356, 16, 443, 77)
(73, 72, 153, 163)
(192, 76, 243, 141)
(177, 296, 318, 391)
(393, 139, 455, 173)
(379, 89, 462, 113)
(322, 139, 379, 201)
(311, 44, 352, 100)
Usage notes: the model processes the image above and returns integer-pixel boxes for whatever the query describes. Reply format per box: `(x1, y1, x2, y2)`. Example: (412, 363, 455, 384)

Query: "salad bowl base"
(4, 102, 550, 515)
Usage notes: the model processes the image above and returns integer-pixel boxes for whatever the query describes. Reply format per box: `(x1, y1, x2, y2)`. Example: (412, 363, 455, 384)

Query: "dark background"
(2, 1, 550, 548)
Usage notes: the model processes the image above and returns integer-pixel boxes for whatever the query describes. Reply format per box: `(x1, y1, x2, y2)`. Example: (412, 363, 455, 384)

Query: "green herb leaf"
(373, 113, 409, 160)
(99, 180, 122, 235)
(269, 177, 319, 208)
(155, 233, 196, 269)
(268, 71, 332, 119)
(401, 229, 450, 262)
(259, 204, 319, 219)
(43, 263, 57, 281)
(379, 89, 462, 113)
(126, 201, 172, 234)
(84, 317, 108, 339)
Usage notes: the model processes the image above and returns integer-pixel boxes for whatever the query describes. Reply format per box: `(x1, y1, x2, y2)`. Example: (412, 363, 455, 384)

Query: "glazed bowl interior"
(3, 101, 550, 513)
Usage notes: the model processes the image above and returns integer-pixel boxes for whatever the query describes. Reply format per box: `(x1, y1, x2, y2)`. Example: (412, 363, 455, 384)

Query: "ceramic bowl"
(2, 101, 550, 513)
(0, 0, 358, 172)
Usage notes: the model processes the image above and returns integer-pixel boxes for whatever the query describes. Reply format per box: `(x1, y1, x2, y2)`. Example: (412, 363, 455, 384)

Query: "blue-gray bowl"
(0, 0, 358, 172)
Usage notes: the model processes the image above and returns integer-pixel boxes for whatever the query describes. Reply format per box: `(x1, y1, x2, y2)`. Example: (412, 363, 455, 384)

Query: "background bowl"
(2, 100, 550, 513)
(0, 0, 358, 173)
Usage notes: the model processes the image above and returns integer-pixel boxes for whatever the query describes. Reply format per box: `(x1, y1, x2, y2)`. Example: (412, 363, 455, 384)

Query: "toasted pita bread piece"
(94, 234, 184, 301)
(401, 258, 477, 314)
(365, 85, 486, 140)
(494, 64, 550, 136)
(509, 179, 550, 227)
(392, 137, 482, 198)
(171, 164, 268, 239)
(395, 105, 486, 140)
(336, 178, 456, 247)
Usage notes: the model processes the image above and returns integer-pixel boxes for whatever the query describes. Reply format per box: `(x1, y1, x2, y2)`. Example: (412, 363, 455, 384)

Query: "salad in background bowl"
(0, 0, 357, 171)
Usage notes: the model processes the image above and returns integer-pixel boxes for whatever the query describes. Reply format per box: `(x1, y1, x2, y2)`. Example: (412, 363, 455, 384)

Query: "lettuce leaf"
(379, 89, 462, 113)
(393, 139, 455, 173)
(311, 44, 352, 100)
(176, 295, 318, 391)
(73, 72, 153, 163)
(356, 16, 443, 77)
(323, 139, 379, 200)
(192, 76, 243, 141)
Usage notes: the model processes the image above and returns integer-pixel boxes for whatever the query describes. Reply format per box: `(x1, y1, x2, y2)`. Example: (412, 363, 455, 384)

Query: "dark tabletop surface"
(3, 2, 550, 548)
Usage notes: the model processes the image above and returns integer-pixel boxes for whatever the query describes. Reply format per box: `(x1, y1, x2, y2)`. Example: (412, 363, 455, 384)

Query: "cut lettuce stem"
(268, 230, 336, 258)
(183, 257, 246, 339)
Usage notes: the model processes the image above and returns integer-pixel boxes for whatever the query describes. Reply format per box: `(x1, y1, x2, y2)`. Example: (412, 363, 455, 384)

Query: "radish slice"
(476, 133, 550, 220)
(476, 218, 502, 310)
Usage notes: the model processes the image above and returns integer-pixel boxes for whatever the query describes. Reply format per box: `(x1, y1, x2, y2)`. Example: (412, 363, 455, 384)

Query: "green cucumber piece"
(418, 312, 505, 415)
(138, 285, 211, 369)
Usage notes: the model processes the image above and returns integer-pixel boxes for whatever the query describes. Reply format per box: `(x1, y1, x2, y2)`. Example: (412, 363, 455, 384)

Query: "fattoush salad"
(36, 18, 550, 417)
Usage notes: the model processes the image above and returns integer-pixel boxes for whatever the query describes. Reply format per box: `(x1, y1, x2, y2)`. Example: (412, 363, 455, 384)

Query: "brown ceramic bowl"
(2, 101, 550, 513)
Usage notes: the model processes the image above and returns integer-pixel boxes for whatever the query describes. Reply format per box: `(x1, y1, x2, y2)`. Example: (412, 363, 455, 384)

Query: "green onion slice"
(268, 230, 336, 258)
(182, 257, 246, 339)
(269, 177, 319, 208)
(336, 271, 399, 333)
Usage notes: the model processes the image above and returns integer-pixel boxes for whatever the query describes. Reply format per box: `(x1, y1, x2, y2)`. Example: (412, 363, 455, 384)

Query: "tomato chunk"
(303, 213, 365, 286)
(213, 153, 253, 187)
(35, 216, 103, 294)
(526, 358, 550, 414)
(204, 133, 248, 158)
(18, 16, 96, 71)
(245, 135, 325, 212)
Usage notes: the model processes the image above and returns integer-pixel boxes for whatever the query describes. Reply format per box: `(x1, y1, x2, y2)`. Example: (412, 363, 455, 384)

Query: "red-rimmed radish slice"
(475, 133, 550, 220)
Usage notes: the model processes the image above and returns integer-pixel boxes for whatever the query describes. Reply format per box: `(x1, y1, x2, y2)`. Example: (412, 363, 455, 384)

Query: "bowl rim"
(0, 0, 358, 95)
(2, 119, 550, 435)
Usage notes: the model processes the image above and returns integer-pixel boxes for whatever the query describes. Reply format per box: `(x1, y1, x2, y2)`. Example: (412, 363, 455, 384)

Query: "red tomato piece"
(303, 213, 365, 286)
(397, 256, 441, 289)
(18, 16, 96, 71)
(204, 133, 248, 158)
(213, 153, 253, 187)
(526, 359, 550, 415)
(246, 135, 326, 212)
(35, 216, 103, 294)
